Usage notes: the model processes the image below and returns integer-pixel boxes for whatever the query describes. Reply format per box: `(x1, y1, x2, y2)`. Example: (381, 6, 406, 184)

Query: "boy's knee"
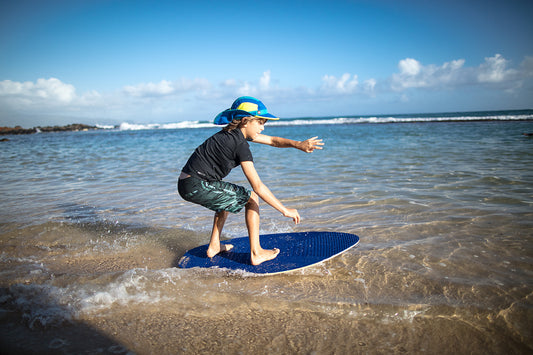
(215, 210, 229, 218)
(246, 192, 259, 208)
(249, 191, 258, 202)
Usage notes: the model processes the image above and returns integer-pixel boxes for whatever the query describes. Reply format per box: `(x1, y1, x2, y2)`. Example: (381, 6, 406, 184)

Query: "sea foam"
(113, 111, 533, 131)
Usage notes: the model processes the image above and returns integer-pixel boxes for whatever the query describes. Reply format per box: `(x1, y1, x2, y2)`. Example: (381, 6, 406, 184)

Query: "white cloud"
(0, 77, 76, 104)
(123, 80, 174, 97)
(237, 81, 254, 97)
(520, 56, 533, 76)
(259, 70, 271, 90)
(221, 78, 237, 87)
(477, 54, 517, 83)
(219, 71, 275, 98)
(398, 58, 422, 76)
(363, 78, 377, 93)
(122, 78, 210, 98)
(321, 73, 359, 94)
(391, 54, 524, 92)
(391, 58, 466, 91)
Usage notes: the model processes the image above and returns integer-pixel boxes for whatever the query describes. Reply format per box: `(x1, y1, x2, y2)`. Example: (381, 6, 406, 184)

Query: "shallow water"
(1, 116, 532, 354)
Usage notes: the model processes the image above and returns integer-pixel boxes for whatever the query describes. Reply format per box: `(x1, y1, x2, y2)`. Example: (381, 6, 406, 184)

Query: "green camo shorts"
(178, 176, 251, 213)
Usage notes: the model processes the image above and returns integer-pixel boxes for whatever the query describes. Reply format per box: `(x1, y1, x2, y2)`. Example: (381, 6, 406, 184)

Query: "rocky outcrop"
(0, 126, 36, 135)
(0, 124, 101, 135)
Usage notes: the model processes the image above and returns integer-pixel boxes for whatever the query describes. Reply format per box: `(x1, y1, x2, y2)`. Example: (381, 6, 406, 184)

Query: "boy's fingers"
(309, 137, 324, 150)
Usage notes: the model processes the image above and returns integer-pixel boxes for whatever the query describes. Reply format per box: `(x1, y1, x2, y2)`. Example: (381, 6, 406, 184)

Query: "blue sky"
(1, 0, 532, 127)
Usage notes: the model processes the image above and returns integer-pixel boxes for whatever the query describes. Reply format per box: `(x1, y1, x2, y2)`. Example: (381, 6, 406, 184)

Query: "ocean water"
(1, 110, 532, 354)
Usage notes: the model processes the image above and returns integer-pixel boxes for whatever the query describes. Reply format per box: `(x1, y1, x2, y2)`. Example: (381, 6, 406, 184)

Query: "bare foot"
(251, 248, 280, 266)
(207, 243, 234, 258)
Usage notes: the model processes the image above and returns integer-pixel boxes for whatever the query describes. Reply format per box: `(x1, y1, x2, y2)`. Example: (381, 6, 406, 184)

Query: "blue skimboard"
(178, 231, 359, 275)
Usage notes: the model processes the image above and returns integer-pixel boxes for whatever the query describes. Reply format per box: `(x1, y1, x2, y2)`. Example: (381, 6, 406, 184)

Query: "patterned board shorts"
(178, 175, 251, 213)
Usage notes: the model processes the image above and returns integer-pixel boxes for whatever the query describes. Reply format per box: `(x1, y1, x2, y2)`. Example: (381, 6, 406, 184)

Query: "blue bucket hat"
(214, 96, 280, 125)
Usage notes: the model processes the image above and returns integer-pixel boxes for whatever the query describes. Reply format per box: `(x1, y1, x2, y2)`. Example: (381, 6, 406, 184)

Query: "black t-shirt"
(182, 129, 253, 181)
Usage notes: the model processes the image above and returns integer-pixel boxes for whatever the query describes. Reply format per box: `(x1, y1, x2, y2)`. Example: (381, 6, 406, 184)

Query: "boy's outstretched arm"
(252, 134, 324, 153)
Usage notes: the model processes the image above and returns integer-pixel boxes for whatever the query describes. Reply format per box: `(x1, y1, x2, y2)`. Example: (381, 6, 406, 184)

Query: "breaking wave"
(111, 110, 533, 131)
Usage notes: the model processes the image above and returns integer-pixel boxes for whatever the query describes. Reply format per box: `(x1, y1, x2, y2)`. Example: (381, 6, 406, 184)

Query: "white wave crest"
(119, 121, 216, 131)
(114, 111, 532, 131)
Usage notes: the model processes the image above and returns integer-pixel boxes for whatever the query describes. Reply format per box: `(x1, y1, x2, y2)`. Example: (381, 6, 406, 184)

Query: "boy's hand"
(299, 136, 324, 153)
(283, 208, 301, 224)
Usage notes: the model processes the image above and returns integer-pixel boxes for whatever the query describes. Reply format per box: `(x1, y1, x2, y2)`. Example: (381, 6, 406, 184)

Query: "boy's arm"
(241, 161, 300, 224)
(252, 134, 324, 153)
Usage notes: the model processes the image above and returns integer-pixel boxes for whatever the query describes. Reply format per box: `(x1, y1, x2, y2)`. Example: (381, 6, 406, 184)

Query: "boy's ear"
(240, 116, 253, 126)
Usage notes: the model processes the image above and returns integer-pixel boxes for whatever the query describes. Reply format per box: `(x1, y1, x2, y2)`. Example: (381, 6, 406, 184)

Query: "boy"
(178, 97, 323, 265)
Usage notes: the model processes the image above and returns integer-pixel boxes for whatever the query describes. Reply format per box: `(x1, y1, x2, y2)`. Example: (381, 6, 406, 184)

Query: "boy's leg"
(207, 210, 233, 258)
(245, 192, 280, 265)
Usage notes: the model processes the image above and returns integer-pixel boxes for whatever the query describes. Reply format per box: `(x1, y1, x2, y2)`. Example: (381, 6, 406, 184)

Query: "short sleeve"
(236, 141, 253, 163)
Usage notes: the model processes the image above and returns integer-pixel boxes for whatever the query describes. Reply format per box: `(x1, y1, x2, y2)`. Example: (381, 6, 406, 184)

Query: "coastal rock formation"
(0, 126, 36, 135)
(0, 124, 100, 135)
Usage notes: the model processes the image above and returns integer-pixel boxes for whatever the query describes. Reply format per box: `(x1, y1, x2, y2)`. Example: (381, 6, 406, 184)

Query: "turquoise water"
(1, 112, 532, 353)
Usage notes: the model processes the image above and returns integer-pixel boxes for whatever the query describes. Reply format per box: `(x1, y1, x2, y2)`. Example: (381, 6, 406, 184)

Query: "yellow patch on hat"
(236, 102, 259, 113)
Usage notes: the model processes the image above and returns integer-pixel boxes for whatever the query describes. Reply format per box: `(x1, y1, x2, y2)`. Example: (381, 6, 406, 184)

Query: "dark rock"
(0, 126, 37, 135)
(0, 124, 101, 135)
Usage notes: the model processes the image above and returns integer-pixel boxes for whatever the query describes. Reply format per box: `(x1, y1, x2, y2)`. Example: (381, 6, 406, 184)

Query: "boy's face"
(242, 117, 266, 139)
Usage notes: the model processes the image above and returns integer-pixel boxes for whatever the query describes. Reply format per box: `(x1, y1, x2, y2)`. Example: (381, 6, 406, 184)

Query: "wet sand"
(1, 222, 531, 354)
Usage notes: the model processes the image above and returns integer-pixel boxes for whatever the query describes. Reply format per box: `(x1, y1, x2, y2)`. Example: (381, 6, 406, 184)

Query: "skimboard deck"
(178, 231, 359, 275)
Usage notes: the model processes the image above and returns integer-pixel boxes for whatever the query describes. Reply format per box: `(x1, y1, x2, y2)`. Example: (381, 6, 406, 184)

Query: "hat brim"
(213, 109, 279, 125)
(254, 112, 279, 120)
